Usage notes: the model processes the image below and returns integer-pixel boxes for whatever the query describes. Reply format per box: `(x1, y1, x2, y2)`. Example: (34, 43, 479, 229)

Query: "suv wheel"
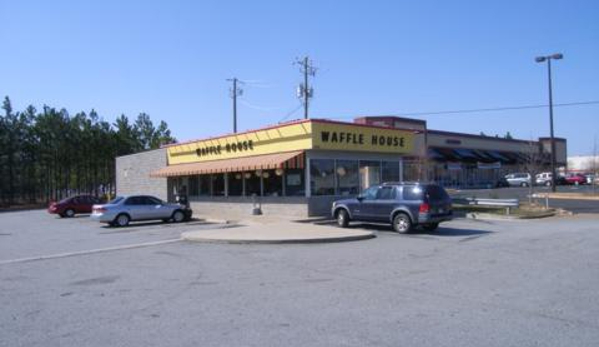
(392, 213, 412, 234)
(115, 214, 130, 227)
(336, 209, 349, 228)
(520, 182, 528, 187)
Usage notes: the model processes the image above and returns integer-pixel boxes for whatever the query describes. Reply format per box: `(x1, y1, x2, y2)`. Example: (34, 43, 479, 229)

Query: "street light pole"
(536, 53, 563, 192)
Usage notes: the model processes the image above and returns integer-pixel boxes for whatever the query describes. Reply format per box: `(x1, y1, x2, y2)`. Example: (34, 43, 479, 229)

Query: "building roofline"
(427, 129, 541, 144)
(162, 118, 419, 149)
(538, 137, 567, 142)
(354, 115, 427, 125)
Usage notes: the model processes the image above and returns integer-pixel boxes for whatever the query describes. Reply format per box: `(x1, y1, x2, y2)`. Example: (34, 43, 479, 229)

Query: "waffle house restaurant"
(150, 119, 418, 217)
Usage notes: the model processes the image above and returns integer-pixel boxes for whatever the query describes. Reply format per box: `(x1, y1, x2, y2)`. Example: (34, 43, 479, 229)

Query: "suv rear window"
(402, 186, 424, 201)
(425, 185, 449, 201)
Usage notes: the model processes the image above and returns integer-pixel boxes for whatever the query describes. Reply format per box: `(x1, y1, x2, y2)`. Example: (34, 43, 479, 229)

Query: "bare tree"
(593, 135, 597, 195)
(518, 140, 546, 204)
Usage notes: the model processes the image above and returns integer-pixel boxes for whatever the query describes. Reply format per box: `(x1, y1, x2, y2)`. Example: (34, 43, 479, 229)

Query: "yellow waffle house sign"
(166, 119, 415, 165)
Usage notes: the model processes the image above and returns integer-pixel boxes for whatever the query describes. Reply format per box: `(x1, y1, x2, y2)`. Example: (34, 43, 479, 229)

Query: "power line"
(329, 100, 599, 120)
(238, 99, 281, 112)
(278, 103, 304, 123)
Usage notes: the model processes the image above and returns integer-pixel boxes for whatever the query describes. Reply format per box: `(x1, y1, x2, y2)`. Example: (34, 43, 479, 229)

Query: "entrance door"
(359, 161, 381, 192)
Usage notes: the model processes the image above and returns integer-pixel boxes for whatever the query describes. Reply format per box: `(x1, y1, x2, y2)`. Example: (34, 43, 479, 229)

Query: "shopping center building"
(116, 116, 566, 218)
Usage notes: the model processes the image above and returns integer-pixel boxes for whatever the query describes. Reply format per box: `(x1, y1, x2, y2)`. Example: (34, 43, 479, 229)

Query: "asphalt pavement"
(2, 210, 599, 346)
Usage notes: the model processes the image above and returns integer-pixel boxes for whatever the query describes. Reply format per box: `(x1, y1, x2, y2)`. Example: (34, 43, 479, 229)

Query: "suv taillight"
(419, 203, 430, 214)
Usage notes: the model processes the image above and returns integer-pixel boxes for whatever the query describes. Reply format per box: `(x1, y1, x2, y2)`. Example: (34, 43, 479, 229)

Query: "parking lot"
(453, 185, 599, 214)
(2, 210, 599, 346)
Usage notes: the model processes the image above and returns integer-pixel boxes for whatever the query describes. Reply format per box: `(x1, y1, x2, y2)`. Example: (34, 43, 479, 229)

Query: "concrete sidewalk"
(181, 221, 375, 244)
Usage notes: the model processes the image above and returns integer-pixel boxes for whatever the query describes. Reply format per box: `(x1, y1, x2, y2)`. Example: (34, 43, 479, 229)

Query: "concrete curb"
(466, 211, 556, 221)
(181, 221, 376, 244)
(181, 232, 376, 244)
(533, 193, 599, 201)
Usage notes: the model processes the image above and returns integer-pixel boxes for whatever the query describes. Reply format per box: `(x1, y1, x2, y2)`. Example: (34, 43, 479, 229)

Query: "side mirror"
(357, 195, 365, 202)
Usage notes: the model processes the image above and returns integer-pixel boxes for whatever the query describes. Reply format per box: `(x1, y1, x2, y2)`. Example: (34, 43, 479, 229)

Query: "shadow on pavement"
(100, 218, 210, 231)
(350, 223, 492, 237)
(422, 227, 492, 237)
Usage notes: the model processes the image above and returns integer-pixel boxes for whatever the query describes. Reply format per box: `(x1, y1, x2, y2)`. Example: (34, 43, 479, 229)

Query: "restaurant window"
(212, 174, 225, 196)
(359, 160, 381, 192)
(285, 169, 304, 196)
(310, 159, 335, 196)
(382, 161, 400, 183)
(245, 171, 261, 196)
(263, 170, 283, 196)
(336, 160, 359, 196)
(229, 172, 243, 196)
(199, 175, 211, 196)
(189, 175, 200, 196)
(402, 160, 420, 182)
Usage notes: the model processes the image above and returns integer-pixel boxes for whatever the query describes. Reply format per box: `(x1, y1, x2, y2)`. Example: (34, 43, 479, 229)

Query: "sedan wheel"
(393, 213, 412, 234)
(172, 210, 185, 223)
(115, 214, 130, 227)
(65, 209, 75, 218)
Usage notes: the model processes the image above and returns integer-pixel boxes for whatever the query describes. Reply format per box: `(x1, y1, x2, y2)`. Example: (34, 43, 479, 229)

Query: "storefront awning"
(151, 151, 305, 178)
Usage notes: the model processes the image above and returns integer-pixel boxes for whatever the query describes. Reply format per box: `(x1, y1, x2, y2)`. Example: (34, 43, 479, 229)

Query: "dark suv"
(331, 183, 453, 233)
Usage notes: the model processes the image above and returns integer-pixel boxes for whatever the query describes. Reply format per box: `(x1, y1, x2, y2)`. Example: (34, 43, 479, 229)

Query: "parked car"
(331, 182, 453, 233)
(505, 173, 532, 187)
(535, 172, 553, 186)
(535, 172, 567, 186)
(494, 177, 510, 188)
(48, 195, 104, 217)
(91, 195, 192, 227)
(565, 173, 587, 185)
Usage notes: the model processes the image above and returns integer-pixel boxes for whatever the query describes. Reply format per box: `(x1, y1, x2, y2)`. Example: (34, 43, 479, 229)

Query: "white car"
(505, 173, 532, 187)
(91, 195, 191, 227)
(536, 172, 553, 186)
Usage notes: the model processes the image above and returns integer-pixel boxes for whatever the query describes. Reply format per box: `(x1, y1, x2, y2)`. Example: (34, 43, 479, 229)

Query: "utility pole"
(227, 78, 243, 133)
(295, 56, 317, 119)
(535, 53, 563, 192)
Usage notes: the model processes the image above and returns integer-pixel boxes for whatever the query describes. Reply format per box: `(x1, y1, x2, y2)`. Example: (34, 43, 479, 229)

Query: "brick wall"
(115, 149, 169, 201)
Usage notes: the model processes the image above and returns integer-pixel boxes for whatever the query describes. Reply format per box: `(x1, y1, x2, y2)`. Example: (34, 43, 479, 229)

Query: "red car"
(565, 173, 587, 185)
(48, 195, 104, 217)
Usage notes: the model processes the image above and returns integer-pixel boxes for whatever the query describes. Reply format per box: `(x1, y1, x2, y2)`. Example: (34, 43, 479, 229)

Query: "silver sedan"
(91, 195, 189, 227)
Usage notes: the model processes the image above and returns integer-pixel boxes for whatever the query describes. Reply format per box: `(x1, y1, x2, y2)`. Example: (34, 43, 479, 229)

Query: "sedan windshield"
(109, 196, 124, 204)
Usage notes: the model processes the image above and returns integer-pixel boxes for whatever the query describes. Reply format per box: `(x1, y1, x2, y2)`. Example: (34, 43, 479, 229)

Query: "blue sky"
(2, 0, 598, 154)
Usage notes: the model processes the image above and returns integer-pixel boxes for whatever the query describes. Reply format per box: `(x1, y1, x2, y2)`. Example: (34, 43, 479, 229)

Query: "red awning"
(150, 151, 304, 177)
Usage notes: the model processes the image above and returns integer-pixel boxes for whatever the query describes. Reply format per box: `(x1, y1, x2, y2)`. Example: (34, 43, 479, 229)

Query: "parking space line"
(0, 238, 182, 266)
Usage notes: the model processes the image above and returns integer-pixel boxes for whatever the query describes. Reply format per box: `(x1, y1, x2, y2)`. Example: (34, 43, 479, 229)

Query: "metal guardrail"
(452, 197, 519, 215)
